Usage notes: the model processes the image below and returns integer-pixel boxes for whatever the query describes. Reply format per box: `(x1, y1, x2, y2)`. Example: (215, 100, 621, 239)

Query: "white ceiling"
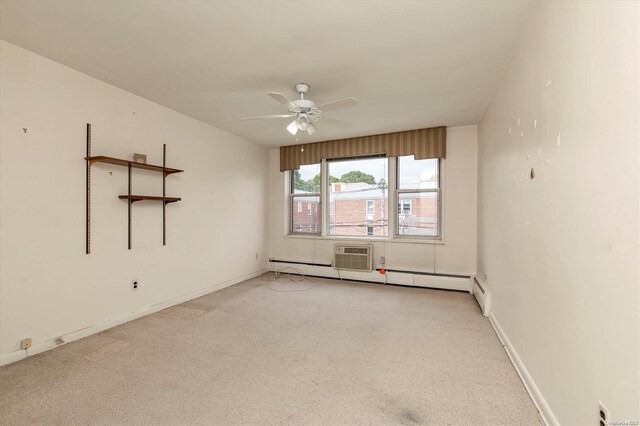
(0, 1, 532, 147)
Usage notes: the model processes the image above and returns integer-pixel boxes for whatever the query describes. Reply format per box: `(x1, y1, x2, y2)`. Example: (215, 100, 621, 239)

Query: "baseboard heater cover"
(377, 268, 470, 280)
(267, 270, 467, 292)
(268, 260, 471, 292)
(269, 260, 470, 279)
(472, 277, 491, 316)
(269, 259, 332, 267)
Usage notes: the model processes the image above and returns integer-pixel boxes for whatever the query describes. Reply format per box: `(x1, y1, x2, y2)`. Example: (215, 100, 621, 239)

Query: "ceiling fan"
(241, 83, 359, 135)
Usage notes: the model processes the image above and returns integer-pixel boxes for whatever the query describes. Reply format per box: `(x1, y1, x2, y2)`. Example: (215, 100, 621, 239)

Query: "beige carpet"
(0, 275, 542, 425)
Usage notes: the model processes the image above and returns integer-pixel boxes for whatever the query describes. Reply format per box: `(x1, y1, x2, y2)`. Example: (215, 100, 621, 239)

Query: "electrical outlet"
(54, 337, 65, 345)
(380, 256, 385, 265)
(598, 401, 610, 426)
(255, 252, 259, 259)
(132, 280, 139, 290)
(20, 338, 32, 350)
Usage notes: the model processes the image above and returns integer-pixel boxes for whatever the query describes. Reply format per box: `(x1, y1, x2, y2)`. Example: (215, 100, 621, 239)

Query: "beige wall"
(477, 1, 639, 423)
(268, 125, 478, 276)
(0, 41, 270, 360)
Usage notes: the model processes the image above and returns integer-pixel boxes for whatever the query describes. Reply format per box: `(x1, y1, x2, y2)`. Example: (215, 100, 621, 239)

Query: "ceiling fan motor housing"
(292, 99, 316, 110)
(295, 83, 310, 94)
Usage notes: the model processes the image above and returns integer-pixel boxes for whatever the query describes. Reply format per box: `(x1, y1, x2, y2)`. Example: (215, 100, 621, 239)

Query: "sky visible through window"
(327, 158, 387, 182)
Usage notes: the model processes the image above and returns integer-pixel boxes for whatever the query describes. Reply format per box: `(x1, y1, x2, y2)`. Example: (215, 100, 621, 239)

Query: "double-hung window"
(288, 155, 440, 239)
(396, 156, 440, 237)
(327, 156, 388, 237)
(290, 163, 321, 234)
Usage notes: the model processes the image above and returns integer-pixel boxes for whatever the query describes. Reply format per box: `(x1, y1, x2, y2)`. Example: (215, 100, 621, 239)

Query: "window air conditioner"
(334, 244, 373, 272)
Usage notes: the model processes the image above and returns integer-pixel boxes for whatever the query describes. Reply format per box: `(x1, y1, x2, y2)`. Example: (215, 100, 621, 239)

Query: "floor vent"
(334, 244, 372, 272)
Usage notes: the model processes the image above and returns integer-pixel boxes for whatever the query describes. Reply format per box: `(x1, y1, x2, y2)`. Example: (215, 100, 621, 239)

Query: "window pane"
(398, 156, 438, 190)
(292, 163, 321, 194)
(292, 195, 320, 233)
(328, 157, 388, 236)
(397, 192, 438, 236)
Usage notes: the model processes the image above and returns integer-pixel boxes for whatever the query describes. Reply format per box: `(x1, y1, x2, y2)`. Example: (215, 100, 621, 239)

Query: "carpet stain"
(379, 397, 423, 425)
(399, 408, 422, 425)
(63, 335, 131, 361)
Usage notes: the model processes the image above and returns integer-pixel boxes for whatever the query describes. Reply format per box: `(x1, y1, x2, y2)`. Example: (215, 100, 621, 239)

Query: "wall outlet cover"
(20, 338, 32, 350)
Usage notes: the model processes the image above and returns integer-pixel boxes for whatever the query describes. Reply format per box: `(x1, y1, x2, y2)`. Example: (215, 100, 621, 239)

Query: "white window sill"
(284, 234, 444, 245)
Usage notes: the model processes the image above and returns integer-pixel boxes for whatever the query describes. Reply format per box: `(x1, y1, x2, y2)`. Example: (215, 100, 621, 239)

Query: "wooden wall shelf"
(85, 123, 183, 253)
(119, 195, 181, 203)
(86, 156, 183, 175)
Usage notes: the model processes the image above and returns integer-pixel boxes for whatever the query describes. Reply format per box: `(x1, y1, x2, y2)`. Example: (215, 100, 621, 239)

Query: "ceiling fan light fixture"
(307, 122, 316, 135)
(286, 120, 299, 135)
(298, 119, 309, 131)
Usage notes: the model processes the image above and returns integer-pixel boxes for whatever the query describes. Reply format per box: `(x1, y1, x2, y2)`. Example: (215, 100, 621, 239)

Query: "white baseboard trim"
(268, 261, 471, 292)
(488, 312, 559, 426)
(0, 268, 267, 367)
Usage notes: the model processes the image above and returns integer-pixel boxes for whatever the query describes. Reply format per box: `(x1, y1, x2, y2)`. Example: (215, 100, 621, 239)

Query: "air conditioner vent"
(334, 244, 372, 272)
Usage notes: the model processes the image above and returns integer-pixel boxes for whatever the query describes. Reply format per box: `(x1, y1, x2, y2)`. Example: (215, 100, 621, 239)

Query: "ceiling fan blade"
(321, 117, 351, 128)
(316, 97, 359, 112)
(267, 92, 297, 110)
(241, 114, 295, 121)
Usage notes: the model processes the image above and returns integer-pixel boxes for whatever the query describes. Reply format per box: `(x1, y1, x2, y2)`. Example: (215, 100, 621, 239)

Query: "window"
(398, 199, 412, 216)
(288, 155, 441, 239)
(290, 163, 321, 234)
(396, 156, 440, 237)
(328, 157, 388, 237)
(366, 200, 374, 220)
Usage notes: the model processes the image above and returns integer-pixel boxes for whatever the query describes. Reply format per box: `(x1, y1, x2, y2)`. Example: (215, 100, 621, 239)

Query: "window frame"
(326, 155, 389, 238)
(289, 165, 321, 236)
(287, 156, 443, 242)
(394, 157, 441, 240)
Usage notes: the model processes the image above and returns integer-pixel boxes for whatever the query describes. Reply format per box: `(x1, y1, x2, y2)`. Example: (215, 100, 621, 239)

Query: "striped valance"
(279, 126, 446, 171)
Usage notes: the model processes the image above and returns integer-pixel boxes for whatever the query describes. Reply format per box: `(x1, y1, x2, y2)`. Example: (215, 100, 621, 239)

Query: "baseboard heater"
(472, 277, 491, 316)
(377, 268, 470, 280)
(268, 260, 471, 292)
(269, 259, 332, 267)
